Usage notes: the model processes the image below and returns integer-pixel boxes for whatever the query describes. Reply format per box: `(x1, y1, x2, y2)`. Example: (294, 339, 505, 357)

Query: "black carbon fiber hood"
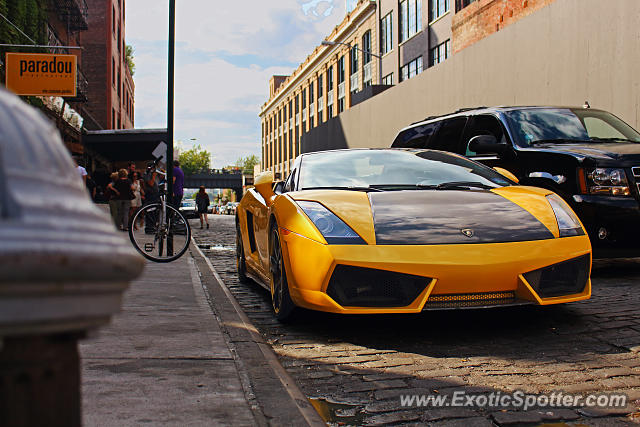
(369, 190, 554, 245)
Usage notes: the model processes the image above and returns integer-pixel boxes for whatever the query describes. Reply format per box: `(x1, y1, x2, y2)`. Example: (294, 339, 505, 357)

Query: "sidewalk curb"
(190, 242, 325, 427)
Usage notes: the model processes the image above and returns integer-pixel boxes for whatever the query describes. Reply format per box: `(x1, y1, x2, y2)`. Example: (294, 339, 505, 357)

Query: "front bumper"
(280, 230, 591, 314)
(571, 194, 640, 256)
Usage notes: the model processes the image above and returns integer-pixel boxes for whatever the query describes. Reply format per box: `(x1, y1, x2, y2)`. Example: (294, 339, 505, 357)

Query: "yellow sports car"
(236, 149, 591, 320)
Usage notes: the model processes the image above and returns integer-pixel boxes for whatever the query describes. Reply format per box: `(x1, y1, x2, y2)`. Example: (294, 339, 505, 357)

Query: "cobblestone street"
(193, 215, 640, 426)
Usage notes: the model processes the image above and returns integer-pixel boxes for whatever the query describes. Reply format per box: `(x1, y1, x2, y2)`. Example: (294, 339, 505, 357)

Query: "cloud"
(126, 0, 346, 168)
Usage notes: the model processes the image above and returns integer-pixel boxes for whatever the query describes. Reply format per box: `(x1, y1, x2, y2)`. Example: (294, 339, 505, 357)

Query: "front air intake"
(523, 255, 590, 298)
(424, 291, 517, 309)
(326, 265, 430, 307)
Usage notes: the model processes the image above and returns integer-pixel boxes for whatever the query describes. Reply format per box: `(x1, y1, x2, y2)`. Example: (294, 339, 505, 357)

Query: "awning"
(83, 128, 167, 162)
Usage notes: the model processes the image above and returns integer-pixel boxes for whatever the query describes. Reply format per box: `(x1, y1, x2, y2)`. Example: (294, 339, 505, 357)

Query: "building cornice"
(259, 0, 376, 117)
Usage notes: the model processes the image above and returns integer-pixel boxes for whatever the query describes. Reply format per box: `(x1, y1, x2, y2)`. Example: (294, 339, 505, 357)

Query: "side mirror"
(493, 167, 519, 184)
(273, 181, 285, 195)
(468, 135, 507, 155)
(254, 171, 275, 204)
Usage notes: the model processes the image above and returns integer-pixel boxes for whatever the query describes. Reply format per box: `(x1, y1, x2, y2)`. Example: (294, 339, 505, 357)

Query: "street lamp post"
(321, 40, 382, 59)
(167, 0, 175, 207)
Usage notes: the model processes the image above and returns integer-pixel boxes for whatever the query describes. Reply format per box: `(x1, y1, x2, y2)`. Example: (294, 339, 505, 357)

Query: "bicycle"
(128, 160, 191, 262)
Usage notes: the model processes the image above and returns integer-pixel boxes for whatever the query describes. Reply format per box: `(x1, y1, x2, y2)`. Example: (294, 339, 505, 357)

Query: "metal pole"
(167, 0, 175, 207)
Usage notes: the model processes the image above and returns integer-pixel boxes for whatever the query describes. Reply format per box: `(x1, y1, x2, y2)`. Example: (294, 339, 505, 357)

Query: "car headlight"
(581, 168, 630, 196)
(296, 201, 366, 244)
(546, 194, 585, 237)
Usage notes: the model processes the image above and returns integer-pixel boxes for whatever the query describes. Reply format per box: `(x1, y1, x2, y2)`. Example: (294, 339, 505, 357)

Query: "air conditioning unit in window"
(350, 73, 359, 92)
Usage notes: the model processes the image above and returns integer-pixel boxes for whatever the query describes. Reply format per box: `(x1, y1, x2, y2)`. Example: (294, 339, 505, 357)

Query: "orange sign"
(5, 53, 77, 97)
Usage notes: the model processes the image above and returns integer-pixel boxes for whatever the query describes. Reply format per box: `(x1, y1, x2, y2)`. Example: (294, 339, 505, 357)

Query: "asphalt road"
(193, 214, 640, 426)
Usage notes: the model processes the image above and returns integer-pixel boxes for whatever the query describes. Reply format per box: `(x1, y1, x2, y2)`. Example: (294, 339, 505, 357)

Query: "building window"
(380, 13, 392, 55)
(431, 0, 450, 21)
(112, 57, 116, 86)
(382, 73, 393, 85)
(328, 66, 334, 89)
(430, 40, 450, 66)
(362, 31, 372, 64)
(302, 88, 307, 132)
(401, 56, 423, 81)
(317, 73, 324, 124)
(327, 65, 334, 119)
(400, 0, 422, 42)
(350, 44, 359, 94)
(289, 128, 293, 160)
(113, 6, 116, 36)
(455, 0, 475, 12)
(337, 56, 345, 113)
(350, 44, 359, 75)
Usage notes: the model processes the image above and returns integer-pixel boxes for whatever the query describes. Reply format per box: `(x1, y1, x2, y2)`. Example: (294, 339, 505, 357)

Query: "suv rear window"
(392, 121, 440, 148)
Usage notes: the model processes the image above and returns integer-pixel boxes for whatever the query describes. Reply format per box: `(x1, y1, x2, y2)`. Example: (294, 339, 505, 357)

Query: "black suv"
(391, 106, 640, 257)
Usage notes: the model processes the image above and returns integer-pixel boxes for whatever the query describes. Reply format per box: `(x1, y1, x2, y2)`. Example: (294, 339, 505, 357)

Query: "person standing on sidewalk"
(129, 171, 144, 230)
(195, 186, 210, 229)
(128, 161, 137, 178)
(74, 157, 88, 185)
(114, 169, 135, 231)
(143, 162, 160, 233)
(106, 172, 120, 226)
(172, 160, 184, 210)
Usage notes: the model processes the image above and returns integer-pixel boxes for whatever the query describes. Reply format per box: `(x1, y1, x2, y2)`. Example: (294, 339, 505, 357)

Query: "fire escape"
(46, 24, 88, 102)
(52, 0, 89, 32)
(51, 0, 90, 103)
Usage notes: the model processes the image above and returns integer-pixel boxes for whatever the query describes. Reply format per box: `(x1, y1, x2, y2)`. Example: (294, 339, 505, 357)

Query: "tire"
(129, 203, 191, 262)
(269, 224, 296, 321)
(236, 223, 250, 284)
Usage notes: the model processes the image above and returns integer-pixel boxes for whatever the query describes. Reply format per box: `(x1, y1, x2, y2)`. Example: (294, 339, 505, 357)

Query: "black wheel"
(236, 222, 250, 284)
(129, 203, 191, 262)
(269, 224, 296, 321)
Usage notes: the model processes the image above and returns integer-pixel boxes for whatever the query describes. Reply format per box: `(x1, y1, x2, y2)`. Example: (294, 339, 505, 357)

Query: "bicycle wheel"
(129, 203, 191, 262)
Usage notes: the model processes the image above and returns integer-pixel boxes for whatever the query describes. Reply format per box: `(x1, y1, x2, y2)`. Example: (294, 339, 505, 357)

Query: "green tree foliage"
(179, 144, 211, 175)
(0, 0, 47, 83)
(125, 44, 135, 75)
(235, 154, 259, 174)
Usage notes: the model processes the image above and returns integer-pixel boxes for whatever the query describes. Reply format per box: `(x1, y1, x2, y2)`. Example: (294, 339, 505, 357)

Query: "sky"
(126, 0, 355, 168)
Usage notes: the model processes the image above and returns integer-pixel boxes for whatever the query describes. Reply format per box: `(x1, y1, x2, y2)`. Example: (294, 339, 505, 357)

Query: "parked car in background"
(224, 202, 239, 215)
(179, 199, 198, 218)
(392, 106, 640, 257)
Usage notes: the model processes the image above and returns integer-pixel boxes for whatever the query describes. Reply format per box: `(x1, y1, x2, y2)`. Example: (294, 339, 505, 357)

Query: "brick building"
(82, 0, 134, 130)
(452, 0, 555, 53)
(260, 0, 559, 176)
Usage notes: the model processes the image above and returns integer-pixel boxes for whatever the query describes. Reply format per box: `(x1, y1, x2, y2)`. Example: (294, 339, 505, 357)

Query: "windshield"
(298, 150, 511, 190)
(504, 108, 640, 147)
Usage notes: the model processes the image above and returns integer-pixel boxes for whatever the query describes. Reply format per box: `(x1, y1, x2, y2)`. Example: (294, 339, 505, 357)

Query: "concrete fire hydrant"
(0, 89, 145, 425)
